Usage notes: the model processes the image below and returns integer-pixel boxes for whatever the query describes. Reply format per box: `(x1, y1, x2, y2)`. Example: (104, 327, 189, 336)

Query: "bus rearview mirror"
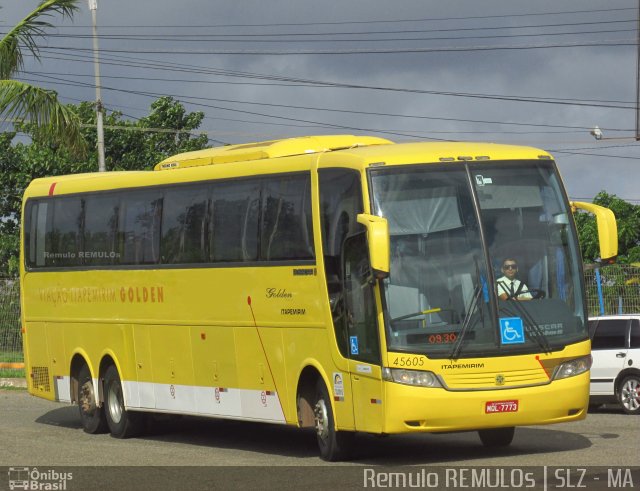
(570, 201, 618, 263)
(356, 213, 390, 278)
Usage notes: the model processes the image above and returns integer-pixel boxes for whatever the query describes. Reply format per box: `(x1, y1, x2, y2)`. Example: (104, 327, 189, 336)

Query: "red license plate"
(485, 400, 519, 413)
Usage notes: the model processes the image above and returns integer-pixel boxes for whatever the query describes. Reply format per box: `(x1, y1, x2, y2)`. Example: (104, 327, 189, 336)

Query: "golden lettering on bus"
(37, 287, 118, 305)
(119, 286, 165, 303)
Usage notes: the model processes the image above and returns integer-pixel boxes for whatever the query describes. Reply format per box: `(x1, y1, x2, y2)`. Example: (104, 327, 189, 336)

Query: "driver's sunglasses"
(503, 264, 518, 270)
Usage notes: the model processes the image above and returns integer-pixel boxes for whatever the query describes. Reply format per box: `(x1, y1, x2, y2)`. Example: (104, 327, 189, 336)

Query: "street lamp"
(88, 0, 106, 172)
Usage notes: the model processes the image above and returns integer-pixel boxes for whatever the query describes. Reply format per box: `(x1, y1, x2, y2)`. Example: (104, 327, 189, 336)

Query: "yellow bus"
(20, 135, 617, 461)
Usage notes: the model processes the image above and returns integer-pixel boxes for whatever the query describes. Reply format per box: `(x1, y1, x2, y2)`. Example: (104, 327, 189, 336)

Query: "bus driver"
(496, 258, 532, 301)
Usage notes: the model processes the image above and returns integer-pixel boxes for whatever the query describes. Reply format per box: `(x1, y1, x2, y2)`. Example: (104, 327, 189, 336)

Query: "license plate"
(485, 400, 519, 413)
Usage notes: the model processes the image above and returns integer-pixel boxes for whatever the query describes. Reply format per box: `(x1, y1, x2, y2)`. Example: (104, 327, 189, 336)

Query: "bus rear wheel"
(313, 379, 354, 461)
(478, 427, 515, 447)
(103, 365, 145, 438)
(77, 364, 108, 434)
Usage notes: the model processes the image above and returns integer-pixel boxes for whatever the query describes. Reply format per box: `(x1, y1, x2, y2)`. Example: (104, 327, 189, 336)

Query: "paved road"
(1, 390, 638, 467)
(0, 389, 638, 490)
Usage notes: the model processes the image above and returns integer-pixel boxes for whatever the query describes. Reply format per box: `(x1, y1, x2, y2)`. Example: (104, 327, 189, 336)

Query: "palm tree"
(0, 0, 86, 155)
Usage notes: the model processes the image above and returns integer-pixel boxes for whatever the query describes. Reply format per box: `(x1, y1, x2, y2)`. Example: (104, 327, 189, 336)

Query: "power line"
(18, 18, 636, 39)
(570, 196, 640, 203)
(36, 7, 636, 29)
(25, 72, 635, 134)
(40, 38, 636, 56)
(550, 150, 640, 159)
(17, 75, 450, 141)
(25, 69, 637, 107)
(17, 27, 636, 44)
(32, 50, 638, 112)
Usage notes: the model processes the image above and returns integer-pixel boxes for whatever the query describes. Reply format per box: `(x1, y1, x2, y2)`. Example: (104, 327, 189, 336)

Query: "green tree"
(0, 0, 86, 155)
(574, 191, 640, 264)
(75, 96, 209, 171)
(0, 97, 210, 276)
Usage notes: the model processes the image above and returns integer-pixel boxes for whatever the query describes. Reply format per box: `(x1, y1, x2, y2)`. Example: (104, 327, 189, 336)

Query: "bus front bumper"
(382, 372, 589, 434)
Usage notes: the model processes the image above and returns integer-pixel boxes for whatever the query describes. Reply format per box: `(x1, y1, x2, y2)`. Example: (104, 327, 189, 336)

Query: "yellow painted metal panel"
(45, 323, 66, 380)
(382, 372, 589, 434)
(149, 325, 195, 386)
(23, 322, 54, 400)
(190, 326, 238, 389)
(349, 360, 383, 433)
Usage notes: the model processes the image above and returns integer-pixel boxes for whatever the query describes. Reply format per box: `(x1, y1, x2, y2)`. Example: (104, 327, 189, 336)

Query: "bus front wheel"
(77, 364, 108, 434)
(313, 379, 354, 461)
(103, 365, 145, 438)
(478, 427, 515, 447)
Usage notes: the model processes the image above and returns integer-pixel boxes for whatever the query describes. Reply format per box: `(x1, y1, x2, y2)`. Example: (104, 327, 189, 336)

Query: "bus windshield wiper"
(500, 296, 552, 354)
(449, 283, 482, 360)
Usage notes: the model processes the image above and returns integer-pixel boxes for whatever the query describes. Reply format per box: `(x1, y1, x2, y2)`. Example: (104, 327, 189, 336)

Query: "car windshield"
(370, 161, 586, 358)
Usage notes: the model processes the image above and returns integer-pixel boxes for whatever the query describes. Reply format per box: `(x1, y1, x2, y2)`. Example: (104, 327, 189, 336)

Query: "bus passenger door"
(343, 232, 384, 433)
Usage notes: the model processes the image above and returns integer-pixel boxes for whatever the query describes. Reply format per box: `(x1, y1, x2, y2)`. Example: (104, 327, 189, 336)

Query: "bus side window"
(83, 193, 120, 266)
(343, 232, 381, 365)
(48, 197, 83, 267)
(121, 190, 163, 265)
(319, 168, 363, 358)
(25, 200, 49, 268)
(261, 174, 314, 261)
(161, 185, 210, 264)
(211, 179, 260, 262)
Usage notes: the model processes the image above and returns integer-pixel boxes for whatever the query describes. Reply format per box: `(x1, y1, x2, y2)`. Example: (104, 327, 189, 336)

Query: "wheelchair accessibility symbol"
(500, 317, 525, 344)
(350, 336, 359, 355)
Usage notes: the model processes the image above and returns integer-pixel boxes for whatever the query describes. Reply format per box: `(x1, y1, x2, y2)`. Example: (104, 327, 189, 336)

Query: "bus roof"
(154, 135, 393, 170)
(23, 136, 553, 199)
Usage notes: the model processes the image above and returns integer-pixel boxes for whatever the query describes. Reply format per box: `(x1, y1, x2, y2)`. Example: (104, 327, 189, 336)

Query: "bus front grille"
(441, 368, 550, 390)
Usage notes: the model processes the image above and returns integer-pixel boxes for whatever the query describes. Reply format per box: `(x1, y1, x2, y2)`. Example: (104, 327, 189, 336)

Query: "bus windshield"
(370, 160, 586, 358)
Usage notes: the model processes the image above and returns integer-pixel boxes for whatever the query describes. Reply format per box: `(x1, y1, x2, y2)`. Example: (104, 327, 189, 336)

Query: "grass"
(0, 368, 25, 378)
(0, 351, 25, 378)
(0, 350, 23, 363)
(0, 385, 26, 391)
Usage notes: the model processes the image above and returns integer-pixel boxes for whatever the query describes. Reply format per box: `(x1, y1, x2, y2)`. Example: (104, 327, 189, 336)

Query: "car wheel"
(617, 375, 640, 415)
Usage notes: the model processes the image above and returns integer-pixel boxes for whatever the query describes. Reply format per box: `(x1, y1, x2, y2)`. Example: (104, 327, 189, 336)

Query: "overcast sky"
(1, 0, 639, 203)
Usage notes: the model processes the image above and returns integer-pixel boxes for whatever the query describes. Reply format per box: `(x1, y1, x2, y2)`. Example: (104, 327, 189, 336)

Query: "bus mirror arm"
(356, 213, 390, 279)
(570, 201, 618, 263)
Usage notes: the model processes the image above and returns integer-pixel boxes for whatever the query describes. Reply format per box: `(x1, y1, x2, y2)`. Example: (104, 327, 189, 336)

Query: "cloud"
(2, 0, 638, 200)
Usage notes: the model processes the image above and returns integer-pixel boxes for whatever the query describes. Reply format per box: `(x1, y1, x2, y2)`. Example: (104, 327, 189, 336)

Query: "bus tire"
(313, 379, 354, 461)
(478, 426, 515, 447)
(103, 365, 145, 438)
(77, 364, 108, 434)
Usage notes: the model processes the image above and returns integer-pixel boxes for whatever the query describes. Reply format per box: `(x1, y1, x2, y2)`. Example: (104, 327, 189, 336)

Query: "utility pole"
(636, 0, 640, 140)
(88, 0, 106, 171)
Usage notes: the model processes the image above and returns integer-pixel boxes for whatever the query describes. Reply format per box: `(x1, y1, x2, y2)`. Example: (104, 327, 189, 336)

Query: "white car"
(588, 315, 640, 414)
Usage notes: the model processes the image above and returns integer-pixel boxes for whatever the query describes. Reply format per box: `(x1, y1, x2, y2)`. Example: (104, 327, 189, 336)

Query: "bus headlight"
(382, 368, 442, 388)
(553, 355, 592, 380)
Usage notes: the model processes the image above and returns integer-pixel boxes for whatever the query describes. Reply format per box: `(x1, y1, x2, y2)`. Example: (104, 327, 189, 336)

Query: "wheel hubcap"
(79, 380, 97, 415)
(314, 399, 329, 441)
(107, 382, 123, 424)
(621, 379, 640, 411)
